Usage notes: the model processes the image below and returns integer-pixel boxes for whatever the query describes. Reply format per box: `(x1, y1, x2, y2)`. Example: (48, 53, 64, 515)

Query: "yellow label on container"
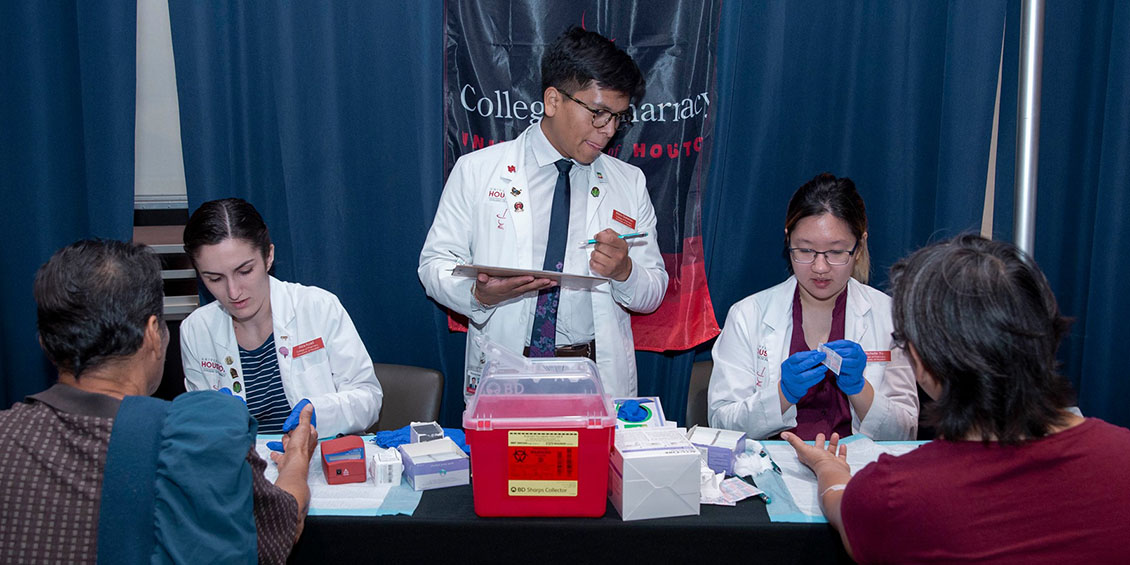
(508, 430, 578, 447)
(508, 480, 578, 497)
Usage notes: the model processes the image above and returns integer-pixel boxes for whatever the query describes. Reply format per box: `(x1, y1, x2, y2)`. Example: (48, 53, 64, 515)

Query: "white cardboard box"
(368, 447, 404, 486)
(399, 437, 469, 491)
(688, 426, 747, 476)
(609, 428, 701, 521)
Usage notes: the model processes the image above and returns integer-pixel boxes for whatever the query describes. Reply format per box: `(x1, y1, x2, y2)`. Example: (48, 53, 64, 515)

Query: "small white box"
(609, 428, 701, 521)
(410, 421, 445, 443)
(688, 427, 747, 476)
(368, 447, 403, 486)
(399, 437, 469, 491)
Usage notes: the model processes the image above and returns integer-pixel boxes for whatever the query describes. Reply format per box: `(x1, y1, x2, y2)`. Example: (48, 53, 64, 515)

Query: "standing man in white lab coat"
(419, 27, 668, 399)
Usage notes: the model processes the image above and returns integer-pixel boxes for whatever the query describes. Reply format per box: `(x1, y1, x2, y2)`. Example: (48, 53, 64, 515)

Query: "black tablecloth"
(288, 484, 852, 563)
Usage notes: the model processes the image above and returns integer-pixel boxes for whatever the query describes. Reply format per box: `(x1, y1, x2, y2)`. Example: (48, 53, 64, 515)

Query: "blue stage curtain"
(166, 2, 470, 423)
(698, 2, 1008, 426)
(168, 1, 1129, 428)
(704, 0, 1006, 311)
(993, 0, 1130, 427)
(0, 2, 136, 407)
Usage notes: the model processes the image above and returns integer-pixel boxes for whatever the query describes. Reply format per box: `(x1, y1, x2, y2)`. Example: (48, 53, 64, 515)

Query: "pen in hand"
(579, 232, 648, 246)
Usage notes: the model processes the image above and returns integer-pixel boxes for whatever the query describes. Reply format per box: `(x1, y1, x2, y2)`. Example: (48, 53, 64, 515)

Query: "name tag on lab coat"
(293, 338, 326, 359)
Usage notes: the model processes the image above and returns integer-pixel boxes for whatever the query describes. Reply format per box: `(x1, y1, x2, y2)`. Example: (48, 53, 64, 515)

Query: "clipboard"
(452, 264, 609, 290)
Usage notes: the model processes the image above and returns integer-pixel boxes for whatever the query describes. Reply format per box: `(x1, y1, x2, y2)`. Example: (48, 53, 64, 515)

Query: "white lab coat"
(708, 276, 918, 440)
(418, 125, 668, 399)
(180, 276, 383, 437)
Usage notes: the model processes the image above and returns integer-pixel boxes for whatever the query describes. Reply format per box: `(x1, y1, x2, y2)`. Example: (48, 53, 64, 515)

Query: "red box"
(464, 373, 615, 517)
(320, 435, 366, 485)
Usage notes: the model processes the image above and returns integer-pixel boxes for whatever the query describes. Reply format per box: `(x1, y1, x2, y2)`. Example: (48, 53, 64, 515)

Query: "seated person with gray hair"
(0, 239, 317, 564)
(785, 234, 1130, 563)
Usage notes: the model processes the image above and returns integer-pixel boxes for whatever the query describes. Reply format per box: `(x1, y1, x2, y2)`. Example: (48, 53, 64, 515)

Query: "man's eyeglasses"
(788, 240, 860, 266)
(559, 89, 633, 132)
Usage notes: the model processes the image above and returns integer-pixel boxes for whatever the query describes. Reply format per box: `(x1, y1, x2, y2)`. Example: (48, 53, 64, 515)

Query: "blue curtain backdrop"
(704, 1, 1006, 316)
(0, 2, 136, 407)
(992, 0, 1130, 427)
(166, 2, 469, 423)
(700, 1, 1008, 432)
(167, 1, 1129, 428)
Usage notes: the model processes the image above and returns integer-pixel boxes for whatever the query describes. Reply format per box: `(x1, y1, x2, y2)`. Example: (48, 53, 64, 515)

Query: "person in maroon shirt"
(785, 234, 1130, 563)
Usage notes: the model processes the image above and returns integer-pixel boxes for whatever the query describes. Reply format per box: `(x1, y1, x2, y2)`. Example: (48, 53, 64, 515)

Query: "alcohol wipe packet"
(817, 343, 842, 375)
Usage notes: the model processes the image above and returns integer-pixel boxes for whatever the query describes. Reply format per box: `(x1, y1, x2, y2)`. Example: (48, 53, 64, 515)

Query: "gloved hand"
(780, 350, 828, 404)
(825, 339, 867, 395)
(217, 387, 247, 404)
(268, 399, 317, 452)
(282, 398, 316, 433)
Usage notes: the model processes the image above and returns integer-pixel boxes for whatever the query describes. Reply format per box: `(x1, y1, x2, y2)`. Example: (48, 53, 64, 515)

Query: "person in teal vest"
(0, 239, 317, 564)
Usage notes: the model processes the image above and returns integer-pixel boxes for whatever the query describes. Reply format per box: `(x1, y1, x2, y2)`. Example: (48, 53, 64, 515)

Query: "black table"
(288, 484, 852, 563)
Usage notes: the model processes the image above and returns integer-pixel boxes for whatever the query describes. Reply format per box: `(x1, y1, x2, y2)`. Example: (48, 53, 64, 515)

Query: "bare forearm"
(847, 380, 875, 421)
(815, 469, 854, 558)
(274, 467, 311, 542)
(779, 382, 792, 414)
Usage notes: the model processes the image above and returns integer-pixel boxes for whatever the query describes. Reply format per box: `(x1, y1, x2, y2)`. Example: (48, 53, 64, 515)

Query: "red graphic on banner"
(630, 236, 719, 351)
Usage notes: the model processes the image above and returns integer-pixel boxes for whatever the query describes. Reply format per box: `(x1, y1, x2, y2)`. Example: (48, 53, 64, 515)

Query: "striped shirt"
(240, 334, 291, 434)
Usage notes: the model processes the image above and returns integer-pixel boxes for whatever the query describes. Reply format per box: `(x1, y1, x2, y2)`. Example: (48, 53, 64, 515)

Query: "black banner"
(444, 0, 720, 351)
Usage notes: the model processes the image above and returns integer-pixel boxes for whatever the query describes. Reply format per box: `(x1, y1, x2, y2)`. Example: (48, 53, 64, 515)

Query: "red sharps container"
(463, 340, 615, 517)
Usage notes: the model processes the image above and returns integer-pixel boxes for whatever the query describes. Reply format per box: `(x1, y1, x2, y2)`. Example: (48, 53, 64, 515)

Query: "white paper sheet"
(255, 438, 396, 512)
(763, 437, 923, 518)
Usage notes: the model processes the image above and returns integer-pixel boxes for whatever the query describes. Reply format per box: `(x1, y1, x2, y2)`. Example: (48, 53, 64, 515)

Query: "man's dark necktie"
(528, 159, 572, 357)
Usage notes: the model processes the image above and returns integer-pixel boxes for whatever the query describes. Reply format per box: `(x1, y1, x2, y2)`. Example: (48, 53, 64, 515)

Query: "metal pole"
(1014, 0, 1045, 256)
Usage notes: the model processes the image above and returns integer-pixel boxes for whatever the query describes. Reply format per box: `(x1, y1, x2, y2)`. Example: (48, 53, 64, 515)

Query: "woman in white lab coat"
(179, 198, 382, 437)
(707, 174, 918, 440)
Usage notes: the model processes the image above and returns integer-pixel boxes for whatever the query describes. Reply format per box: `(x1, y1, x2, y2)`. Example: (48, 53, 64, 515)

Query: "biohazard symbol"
(513, 450, 527, 463)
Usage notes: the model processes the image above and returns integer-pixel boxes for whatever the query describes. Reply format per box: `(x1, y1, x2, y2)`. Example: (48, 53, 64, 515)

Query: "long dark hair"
(889, 234, 1074, 444)
(782, 173, 870, 283)
(183, 198, 272, 265)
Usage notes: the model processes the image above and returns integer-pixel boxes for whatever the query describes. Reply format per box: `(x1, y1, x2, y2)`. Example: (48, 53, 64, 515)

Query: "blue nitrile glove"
(369, 425, 471, 454)
(617, 399, 648, 422)
(283, 399, 316, 433)
(268, 399, 317, 452)
(372, 425, 411, 448)
(445, 428, 470, 454)
(825, 339, 867, 395)
(780, 350, 828, 404)
(218, 387, 247, 405)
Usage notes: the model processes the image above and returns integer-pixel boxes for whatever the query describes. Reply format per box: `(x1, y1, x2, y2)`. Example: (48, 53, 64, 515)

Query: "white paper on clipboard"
(451, 264, 609, 290)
